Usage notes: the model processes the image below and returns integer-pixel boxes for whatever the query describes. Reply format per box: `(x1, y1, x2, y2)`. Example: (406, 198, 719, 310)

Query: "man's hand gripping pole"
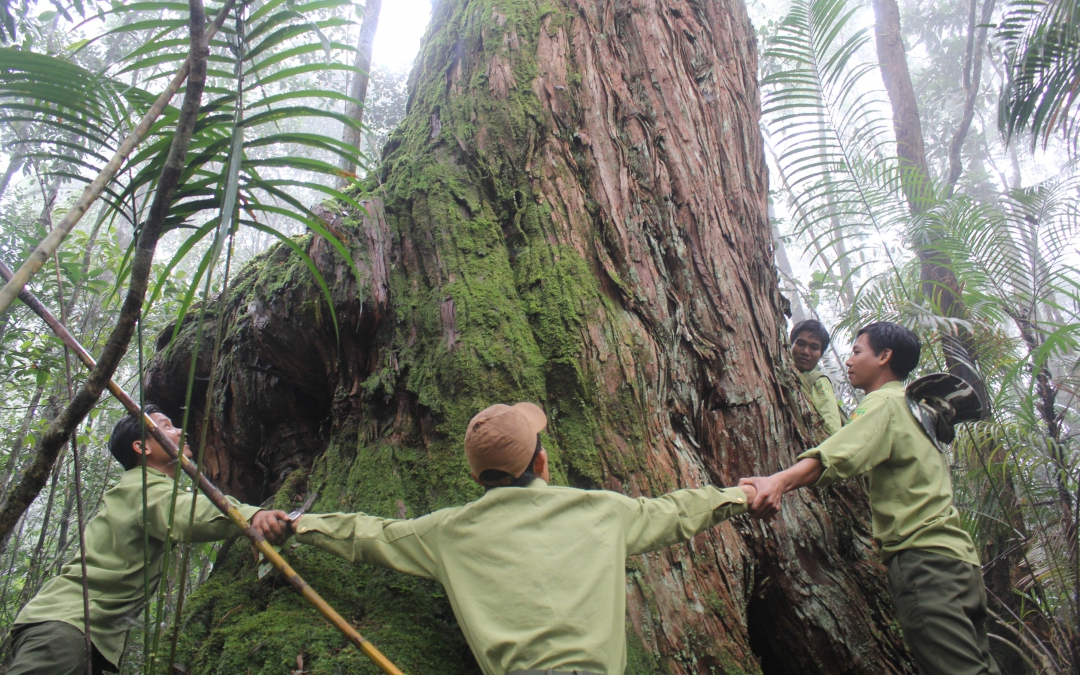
(0, 261, 405, 675)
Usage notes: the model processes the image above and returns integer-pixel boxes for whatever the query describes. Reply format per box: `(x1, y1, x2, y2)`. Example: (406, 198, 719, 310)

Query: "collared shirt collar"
(119, 466, 169, 484)
(483, 477, 548, 493)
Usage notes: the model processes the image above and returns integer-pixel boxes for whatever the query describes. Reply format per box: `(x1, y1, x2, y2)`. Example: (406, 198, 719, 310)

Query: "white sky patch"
(370, 0, 432, 71)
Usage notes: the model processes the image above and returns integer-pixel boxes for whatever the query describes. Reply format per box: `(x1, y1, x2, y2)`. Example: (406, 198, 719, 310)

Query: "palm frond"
(0, 48, 129, 173)
(998, 0, 1080, 153)
(53, 0, 372, 328)
(762, 0, 915, 301)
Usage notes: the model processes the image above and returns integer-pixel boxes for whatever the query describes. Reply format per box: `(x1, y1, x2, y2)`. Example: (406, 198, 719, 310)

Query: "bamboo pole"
(0, 261, 406, 675)
(0, 0, 237, 318)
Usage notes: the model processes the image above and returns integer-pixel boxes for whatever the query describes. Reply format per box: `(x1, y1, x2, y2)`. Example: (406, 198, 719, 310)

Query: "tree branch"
(945, 0, 997, 196)
(0, 153, 23, 203)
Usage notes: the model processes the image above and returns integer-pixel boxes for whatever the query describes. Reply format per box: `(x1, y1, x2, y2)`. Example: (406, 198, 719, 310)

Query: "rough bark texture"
(151, 1, 912, 673)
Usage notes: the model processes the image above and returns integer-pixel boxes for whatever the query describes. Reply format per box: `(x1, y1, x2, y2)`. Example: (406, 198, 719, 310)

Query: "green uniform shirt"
(15, 467, 260, 667)
(796, 381, 979, 565)
(295, 480, 749, 675)
(799, 368, 845, 435)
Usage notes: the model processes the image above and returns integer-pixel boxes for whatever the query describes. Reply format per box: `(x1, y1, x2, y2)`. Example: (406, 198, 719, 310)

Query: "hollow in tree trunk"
(149, 1, 913, 673)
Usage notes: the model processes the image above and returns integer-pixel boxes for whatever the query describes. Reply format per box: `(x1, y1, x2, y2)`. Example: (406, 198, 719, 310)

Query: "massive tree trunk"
(149, 1, 912, 673)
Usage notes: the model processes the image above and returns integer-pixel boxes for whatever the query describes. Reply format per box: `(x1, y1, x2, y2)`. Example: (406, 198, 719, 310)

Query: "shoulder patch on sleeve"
(850, 407, 868, 420)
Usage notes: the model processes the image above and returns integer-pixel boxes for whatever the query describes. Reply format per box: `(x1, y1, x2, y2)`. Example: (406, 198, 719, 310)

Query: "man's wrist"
(775, 470, 798, 494)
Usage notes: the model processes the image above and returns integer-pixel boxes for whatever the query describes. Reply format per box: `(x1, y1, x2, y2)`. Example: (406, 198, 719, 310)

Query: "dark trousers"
(887, 549, 1002, 675)
(7, 621, 115, 675)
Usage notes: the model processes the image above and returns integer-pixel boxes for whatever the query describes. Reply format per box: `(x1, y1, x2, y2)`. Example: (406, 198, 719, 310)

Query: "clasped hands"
(738, 475, 786, 519)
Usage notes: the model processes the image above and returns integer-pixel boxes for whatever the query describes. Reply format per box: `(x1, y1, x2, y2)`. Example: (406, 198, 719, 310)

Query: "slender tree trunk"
(63, 211, 107, 322)
(871, 0, 932, 213)
(338, 0, 382, 186)
(17, 453, 64, 606)
(1019, 321, 1080, 674)
(0, 154, 23, 203)
(769, 205, 808, 323)
(944, 0, 997, 196)
(53, 470, 74, 575)
(871, 0, 989, 406)
(151, 2, 912, 673)
(0, 516, 27, 628)
(0, 381, 46, 500)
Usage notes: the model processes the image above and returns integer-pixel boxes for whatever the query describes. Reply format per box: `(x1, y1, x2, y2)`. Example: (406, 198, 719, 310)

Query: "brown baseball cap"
(464, 402, 547, 479)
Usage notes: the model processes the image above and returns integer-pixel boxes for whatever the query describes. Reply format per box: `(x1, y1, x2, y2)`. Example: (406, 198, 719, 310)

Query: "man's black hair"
(790, 319, 831, 351)
(856, 321, 921, 379)
(478, 435, 541, 490)
(108, 403, 164, 470)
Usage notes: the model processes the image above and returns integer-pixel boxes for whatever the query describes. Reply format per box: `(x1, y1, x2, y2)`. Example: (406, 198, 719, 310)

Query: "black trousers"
(7, 621, 116, 675)
(887, 549, 1002, 675)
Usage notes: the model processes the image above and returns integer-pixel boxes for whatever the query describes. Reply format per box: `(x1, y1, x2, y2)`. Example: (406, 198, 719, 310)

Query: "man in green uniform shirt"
(740, 322, 999, 675)
(790, 319, 845, 435)
(8, 404, 285, 675)
(261, 402, 756, 675)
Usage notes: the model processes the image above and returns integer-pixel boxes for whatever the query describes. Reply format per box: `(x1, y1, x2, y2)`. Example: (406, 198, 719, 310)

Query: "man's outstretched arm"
(738, 458, 823, 519)
(621, 483, 757, 556)
(739, 395, 897, 519)
(263, 511, 442, 579)
(147, 482, 283, 544)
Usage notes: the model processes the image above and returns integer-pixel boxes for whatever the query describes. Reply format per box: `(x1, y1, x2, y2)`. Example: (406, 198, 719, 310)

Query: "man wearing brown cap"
(259, 402, 755, 675)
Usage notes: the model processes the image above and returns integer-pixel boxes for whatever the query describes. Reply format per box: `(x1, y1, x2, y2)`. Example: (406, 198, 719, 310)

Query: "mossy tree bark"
(148, 1, 913, 673)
